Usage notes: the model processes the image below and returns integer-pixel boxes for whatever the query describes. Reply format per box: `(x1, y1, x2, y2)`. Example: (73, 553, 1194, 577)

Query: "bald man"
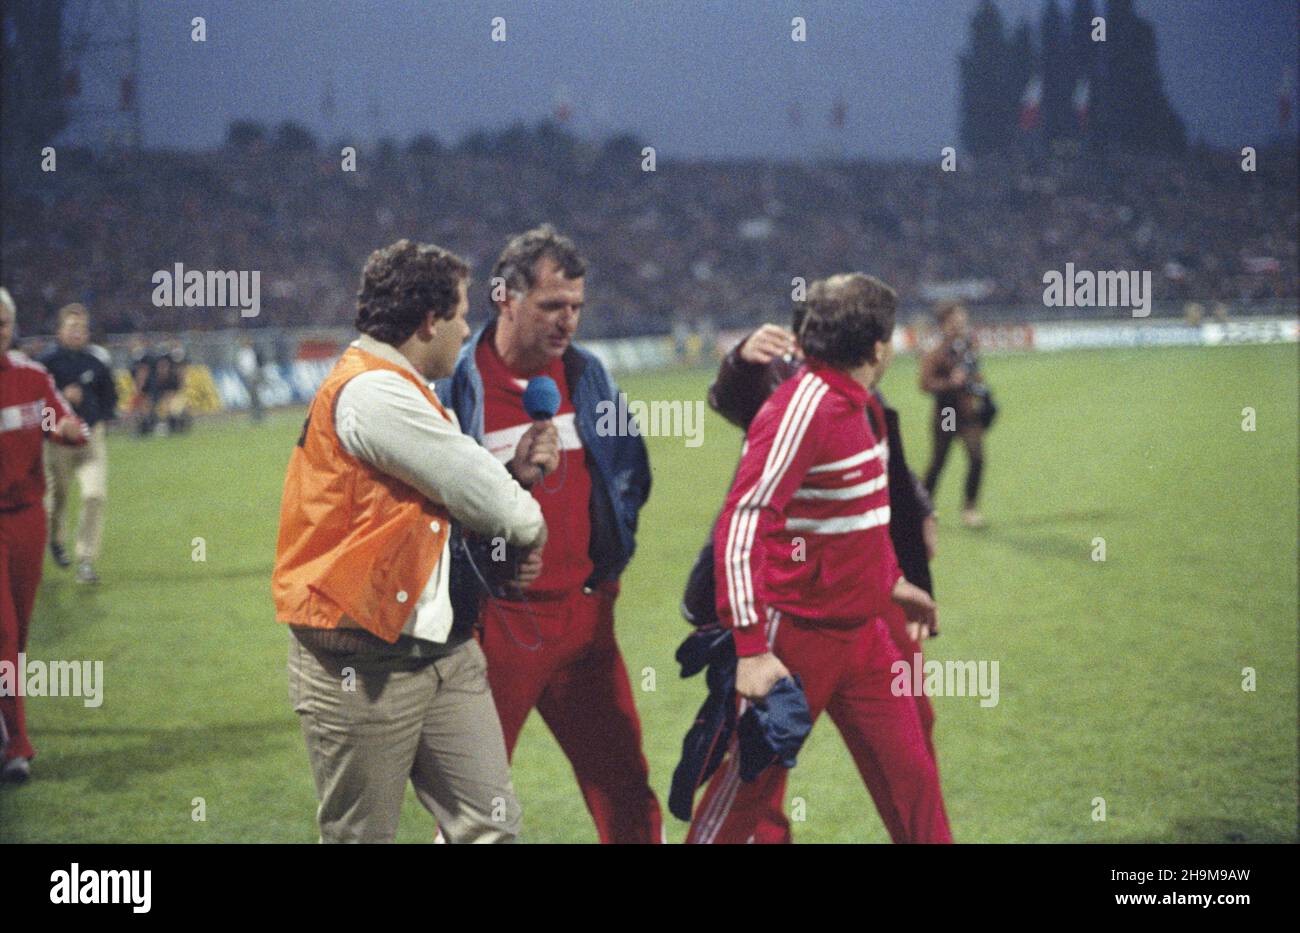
(0, 288, 86, 782)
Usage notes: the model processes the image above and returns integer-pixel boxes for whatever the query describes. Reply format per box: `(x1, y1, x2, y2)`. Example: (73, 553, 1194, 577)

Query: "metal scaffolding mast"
(60, 0, 142, 149)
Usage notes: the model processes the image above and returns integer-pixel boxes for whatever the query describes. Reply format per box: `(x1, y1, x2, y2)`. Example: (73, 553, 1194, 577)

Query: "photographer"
(920, 301, 994, 528)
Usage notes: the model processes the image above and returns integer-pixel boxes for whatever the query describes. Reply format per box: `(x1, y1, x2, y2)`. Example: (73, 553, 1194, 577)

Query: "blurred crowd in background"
(2, 136, 1295, 341)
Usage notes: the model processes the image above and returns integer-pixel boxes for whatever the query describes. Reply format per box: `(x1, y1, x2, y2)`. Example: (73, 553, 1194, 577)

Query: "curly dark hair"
(490, 224, 585, 307)
(795, 273, 897, 369)
(355, 239, 470, 345)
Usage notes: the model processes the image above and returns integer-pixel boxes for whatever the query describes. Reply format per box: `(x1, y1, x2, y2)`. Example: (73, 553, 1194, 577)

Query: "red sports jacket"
(0, 351, 84, 511)
(713, 360, 903, 657)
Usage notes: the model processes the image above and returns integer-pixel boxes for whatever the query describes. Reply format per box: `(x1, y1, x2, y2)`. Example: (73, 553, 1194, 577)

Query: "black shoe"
(50, 542, 71, 568)
(1, 757, 31, 783)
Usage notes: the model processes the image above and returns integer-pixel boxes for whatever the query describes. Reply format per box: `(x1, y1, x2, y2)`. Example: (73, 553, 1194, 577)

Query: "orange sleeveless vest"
(272, 346, 453, 643)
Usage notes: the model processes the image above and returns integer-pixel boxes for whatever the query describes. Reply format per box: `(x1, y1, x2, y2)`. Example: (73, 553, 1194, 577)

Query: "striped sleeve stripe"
(723, 375, 818, 630)
(723, 375, 819, 629)
(725, 374, 828, 629)
(725, 376, 820, 629)
(751, 377, 831, 510)
(730, 376, 825, 626)
(805, 441, 886, 474)
(790, 472, 888, 500)
(784, 505, 891, 534)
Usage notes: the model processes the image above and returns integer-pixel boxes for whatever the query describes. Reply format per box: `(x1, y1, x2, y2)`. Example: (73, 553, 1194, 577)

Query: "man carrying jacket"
(438, 225, 662, 844)
(273, 240, 548, 843)
(686, 274, 951, 844)
(695, 318, 948, 841)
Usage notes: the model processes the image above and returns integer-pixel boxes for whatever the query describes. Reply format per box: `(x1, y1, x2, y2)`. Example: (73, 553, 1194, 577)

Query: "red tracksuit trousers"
(0, 503, 46, 762)
(686, 610, 952, 844)
(479, 586, 663, 843)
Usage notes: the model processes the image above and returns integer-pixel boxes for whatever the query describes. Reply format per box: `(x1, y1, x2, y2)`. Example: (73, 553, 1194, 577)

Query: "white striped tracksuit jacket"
(713, 362, 904, 658)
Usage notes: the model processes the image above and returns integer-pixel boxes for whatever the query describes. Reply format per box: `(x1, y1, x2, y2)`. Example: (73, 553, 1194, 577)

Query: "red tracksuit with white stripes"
(689, 360, 951, 843)
(0, 351, 84, 763)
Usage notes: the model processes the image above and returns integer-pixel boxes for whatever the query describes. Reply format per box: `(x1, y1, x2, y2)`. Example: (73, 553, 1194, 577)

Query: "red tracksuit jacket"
(0, 350, 84, 511)
(714, 361, 903, 657)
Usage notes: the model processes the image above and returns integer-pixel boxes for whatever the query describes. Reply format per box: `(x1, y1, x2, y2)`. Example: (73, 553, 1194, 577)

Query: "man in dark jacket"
(40, 304, 117, 583)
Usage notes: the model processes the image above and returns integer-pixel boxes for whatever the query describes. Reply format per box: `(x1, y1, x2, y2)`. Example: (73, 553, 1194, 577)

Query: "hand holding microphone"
(509, 376, 562, 487)
(502, 377, 559, 593)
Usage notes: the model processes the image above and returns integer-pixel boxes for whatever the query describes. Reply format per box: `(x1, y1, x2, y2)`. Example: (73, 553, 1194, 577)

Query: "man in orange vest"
(273, 240, 555, 843)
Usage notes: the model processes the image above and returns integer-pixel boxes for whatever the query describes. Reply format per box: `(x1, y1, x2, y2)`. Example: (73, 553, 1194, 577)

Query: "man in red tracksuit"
(706, 321, 947, 839)
(0, 288, 87, 783)
(687, 273, 952, 844)
(441, 226, 663, 843)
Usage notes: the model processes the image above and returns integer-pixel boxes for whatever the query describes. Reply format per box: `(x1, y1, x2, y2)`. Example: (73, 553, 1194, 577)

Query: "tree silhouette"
(2, 0, 68, 178)
(1041, 0, 1072, 141)
(1100, 0, 1186, 152)
(959, 0, 1012, 154)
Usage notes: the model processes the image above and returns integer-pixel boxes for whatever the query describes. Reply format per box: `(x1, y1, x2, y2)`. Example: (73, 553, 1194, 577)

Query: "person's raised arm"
(708, 324, 800, 430)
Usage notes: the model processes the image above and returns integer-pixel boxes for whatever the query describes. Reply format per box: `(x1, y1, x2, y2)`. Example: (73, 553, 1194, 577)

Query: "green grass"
(2, 344, 1296, 843)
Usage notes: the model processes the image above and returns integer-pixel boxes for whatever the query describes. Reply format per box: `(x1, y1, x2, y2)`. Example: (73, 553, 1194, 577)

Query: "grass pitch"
(2, 344, 1295, 843)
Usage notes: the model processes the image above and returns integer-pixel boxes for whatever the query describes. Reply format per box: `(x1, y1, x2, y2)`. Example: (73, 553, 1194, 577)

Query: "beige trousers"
(288, 632, 521, 843)
(44, 422, 108, 562)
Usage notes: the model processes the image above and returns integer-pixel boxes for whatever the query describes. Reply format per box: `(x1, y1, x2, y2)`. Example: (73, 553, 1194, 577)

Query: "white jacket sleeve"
(335, 370, 544, 548)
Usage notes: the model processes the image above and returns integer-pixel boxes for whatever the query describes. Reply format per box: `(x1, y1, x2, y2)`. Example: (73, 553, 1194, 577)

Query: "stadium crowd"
(3, 138, 1295, 339)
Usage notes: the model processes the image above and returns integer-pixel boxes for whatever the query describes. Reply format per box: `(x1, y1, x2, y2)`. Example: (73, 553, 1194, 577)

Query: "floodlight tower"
(60, 0, 142, 149)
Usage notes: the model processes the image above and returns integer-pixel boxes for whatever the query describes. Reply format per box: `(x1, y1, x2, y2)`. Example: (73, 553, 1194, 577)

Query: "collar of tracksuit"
(804, 358, 871, 408)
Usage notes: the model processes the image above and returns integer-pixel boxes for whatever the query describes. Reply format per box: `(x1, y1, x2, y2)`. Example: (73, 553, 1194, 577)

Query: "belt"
(290, 624, 466, 661)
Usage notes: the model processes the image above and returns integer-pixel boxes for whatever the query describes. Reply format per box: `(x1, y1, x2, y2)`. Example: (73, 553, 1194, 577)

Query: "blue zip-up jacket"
(435, 322, 651, 626)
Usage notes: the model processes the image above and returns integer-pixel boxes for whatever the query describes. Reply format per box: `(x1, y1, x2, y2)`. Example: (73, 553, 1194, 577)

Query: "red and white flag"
(1018, 76, 1043, 131)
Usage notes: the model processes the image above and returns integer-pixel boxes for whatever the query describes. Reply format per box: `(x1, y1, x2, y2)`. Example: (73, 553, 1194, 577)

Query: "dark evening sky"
(85, 0, 1300, 158)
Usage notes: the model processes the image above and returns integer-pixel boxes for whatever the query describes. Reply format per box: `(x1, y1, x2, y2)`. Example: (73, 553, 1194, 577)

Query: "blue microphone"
(522, 376, 560, 421)
(522, 376, 561, 479)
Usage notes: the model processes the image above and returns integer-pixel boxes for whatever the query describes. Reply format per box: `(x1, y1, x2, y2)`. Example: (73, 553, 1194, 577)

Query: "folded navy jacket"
(669, 625, 812, 822)
(737, 675, 812, 782)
